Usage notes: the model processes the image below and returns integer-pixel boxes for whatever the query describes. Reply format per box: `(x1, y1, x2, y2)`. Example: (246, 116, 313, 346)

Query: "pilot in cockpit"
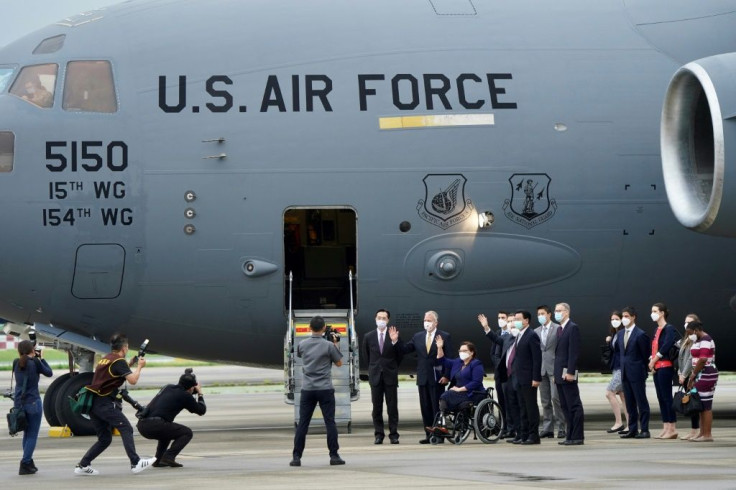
(22, 77, 53, 108)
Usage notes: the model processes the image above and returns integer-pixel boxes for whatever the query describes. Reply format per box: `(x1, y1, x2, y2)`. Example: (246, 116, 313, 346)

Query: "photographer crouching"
(136, 368, 206, 468)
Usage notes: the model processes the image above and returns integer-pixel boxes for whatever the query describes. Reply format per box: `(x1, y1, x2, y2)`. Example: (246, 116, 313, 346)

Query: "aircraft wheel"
(43, 372, 75, 426)
(54, 372, 95, 436)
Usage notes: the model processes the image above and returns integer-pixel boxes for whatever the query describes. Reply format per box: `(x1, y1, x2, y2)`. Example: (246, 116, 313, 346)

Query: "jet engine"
(661, 52, 736, 237)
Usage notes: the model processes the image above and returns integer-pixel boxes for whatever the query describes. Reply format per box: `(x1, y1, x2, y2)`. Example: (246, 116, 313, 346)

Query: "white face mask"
(376, 320, 387, 330)
(621, 317, 631, 327)
(611, 319, 622, 328)
(509, 327, 520, 338)
(688, 334, 697, 342)
(459, 352, 470, 361)
(424, 321, 434, 331)
(498, 319, 507, 329)
(650, 312, 660, 322)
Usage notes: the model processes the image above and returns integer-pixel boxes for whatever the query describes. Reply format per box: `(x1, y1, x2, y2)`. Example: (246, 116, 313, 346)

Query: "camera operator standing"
(136, 369, 206, 467)
(74, 334, 155, 476)
(290, 316, 345, 467)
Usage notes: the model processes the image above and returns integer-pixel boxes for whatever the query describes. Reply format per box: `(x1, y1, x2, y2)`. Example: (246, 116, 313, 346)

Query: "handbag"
(672, 387, 704, 416)
(69, 387, 94, 415)
(6, 359, 29, 437)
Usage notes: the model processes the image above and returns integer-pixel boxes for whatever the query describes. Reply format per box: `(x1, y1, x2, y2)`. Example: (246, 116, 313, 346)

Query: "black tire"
(43, 372, 75, 426)
(54, 372, 95, 436)
(449, 411, 472, 445)
(474, 398, 503, 444)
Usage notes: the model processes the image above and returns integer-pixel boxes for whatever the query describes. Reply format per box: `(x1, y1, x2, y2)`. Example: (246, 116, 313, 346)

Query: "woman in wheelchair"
(428, 336, 486, 434)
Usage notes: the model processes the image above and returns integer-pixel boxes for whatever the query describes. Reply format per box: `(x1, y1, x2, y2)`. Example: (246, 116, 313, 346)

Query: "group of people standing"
(363, 303, 585, 447)
(603, 303, 718, 442)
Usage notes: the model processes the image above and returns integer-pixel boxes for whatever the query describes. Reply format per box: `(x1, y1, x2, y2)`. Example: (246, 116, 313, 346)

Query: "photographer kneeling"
(136, 369, 206, 468)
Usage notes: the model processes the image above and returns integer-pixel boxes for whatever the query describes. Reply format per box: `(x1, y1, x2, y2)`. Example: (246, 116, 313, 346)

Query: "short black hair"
(516, 310, 531, 321)
(310, 316, 325, 332)
(110, 333, 128, 351)
(375, 308, 390, 319)
(498, 310, 508, 316)
(622, 306, 637, 318)
(687, 320, 703, 332)
(537, 305, 551, 314)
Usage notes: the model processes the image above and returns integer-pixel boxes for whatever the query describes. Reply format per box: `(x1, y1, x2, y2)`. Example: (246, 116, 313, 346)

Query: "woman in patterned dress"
(686, 320, 718, 442)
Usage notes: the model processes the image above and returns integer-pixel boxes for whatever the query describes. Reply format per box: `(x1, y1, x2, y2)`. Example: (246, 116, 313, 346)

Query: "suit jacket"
(485, 329, 515, 382)
(399, 329, 452, 386)
(617, 325, 650, 383)
(554, 320, 581, 384)
(362, 329, 402, 387)
(510, 327, 542, 387)
(534, 322, 560, 376)
(437, 357, 485, 398)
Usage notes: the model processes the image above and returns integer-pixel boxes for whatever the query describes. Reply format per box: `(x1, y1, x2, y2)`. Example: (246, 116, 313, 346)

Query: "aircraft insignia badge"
(417, 174, 474, 229)
(503, 173, 557, 229)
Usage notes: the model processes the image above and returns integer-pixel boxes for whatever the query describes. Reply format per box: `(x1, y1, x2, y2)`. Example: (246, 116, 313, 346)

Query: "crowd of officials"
(10, 301, 719, 473)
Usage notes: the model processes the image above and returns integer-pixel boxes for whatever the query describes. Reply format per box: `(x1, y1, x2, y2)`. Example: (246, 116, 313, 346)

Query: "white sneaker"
(131, 457, 156, 474)
(74, 465, 99, 476)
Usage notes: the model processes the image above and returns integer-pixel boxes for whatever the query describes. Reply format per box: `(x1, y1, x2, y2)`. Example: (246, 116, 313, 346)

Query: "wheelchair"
(428, 387, 504, 445)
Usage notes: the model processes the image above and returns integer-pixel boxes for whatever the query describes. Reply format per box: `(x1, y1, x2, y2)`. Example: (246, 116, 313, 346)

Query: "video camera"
(323, 325, 341, 344)
(28, 327, 41, 357)
(129, 338, 149, 367)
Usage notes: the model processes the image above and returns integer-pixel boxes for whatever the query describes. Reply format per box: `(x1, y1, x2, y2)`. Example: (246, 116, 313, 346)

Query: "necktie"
(624, 329, 630, 349)
(542, 326, 548, 346)
(426, 333, 432, 353)
(557, 326, 563, 338)
(379, 331, 384, 353)
(507, 338, 517, 375)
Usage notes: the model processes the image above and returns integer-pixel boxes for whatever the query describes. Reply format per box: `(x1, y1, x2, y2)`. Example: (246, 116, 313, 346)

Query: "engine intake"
(661, 53, 736, 237)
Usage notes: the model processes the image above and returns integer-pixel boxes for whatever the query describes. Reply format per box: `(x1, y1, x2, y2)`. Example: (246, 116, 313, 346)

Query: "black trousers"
(557, 381, 585, 441)
(137, 417, 193, 460)
(622, 378, 650, 433)
(293, 389, 339, 458)
(80, 395, 140, 466)
(514, 379, 540, 440)
(370, 375, 399, 439)
(502, 379, 519, 433)
(418, 382, 444, 437)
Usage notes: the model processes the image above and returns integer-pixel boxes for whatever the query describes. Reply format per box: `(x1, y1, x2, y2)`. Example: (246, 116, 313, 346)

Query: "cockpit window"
(9, 64, 58, 108)
(33, 34, 66, 55)
(63, 61, 117, 113)
(0, 66, 15, 92)
(0, 132, 14, 172)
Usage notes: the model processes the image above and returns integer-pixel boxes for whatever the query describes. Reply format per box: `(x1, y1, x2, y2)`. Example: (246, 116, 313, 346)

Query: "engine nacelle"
(661, 52, 736, 237)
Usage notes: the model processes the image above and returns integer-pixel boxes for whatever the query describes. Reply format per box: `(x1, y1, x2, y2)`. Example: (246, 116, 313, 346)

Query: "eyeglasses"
(458, 349, 470, 353)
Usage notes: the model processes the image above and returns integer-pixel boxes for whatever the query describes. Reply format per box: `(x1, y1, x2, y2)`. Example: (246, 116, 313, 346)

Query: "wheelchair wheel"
(474, 398, 503, 443)
(448, 411, 472, 445)
(429, 435, 442, 445)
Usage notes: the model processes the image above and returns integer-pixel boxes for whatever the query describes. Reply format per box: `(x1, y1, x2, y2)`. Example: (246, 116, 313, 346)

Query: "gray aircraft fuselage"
(0, 0, 734, 371)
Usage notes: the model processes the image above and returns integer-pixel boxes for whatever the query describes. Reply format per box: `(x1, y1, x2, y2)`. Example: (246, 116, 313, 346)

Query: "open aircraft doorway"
(284, 207, 357, 310)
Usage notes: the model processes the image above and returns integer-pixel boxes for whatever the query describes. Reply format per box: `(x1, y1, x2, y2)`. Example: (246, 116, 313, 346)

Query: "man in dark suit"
(478, 312, 518, 440)
(397, 310, 452, 444)
(507, 310, 542, 445)
(489, 311, 509, 430)
(554, 302, 585, 446)
(535, 305, 565, 439)
(617, 306, 651, 439)
(362, 308, 402, 444)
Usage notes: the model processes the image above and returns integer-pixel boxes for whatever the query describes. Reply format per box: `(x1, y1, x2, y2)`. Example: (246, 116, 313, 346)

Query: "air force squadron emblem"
(417, 174, 474, 229)
(503, 173, 557, 229)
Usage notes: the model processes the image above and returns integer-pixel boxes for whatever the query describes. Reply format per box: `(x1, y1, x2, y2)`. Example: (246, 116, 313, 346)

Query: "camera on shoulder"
(323, 325, 341, 344)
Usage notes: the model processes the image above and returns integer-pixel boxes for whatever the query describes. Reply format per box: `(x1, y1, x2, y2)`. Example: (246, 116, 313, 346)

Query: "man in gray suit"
(535, 305, 565, 439)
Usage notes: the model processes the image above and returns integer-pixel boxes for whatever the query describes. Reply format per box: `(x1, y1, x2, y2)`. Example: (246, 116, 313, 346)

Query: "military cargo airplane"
(1, 0, 735, 434)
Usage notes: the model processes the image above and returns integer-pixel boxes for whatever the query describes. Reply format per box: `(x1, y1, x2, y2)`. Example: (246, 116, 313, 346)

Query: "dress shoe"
(607, 425, 625, 433)
(564, 439, 584, 446)
(374, 437, 384, 445)
(329, 455, 346, 466)
(389, 438, 399, 445)
(620, 431, 638, 439)
(507, 437, 522, 444)
(418, 438, 430, 444)
(539, 431, 554, 438)
(289, 457, 301, 467)
(158, 458, 183, 468)
(618, 428, 629, 434)
(500, 430, 516, 440)
(521, 438, 541, 445)
(557, 430, 566, 438)
(634, 431, 650, 439)
(558, 440, 568, 445)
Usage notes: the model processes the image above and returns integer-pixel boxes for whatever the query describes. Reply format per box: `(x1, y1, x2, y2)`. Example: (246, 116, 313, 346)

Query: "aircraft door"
(283, 208, 356, 310)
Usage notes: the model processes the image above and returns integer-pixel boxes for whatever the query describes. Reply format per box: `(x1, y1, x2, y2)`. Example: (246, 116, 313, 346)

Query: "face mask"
(621, 317, 631, 327)
(688, 334, 697, 342)
(611, 319, 622, 328)
(424, 321, 434, 331)
(509, 327, 520, 338)
(459, 352, 470, 361)
(376, 320, 387, 330)
(537, 315, 546, 326)
(498, 319, 507, 329)
(650, 312, 660, 322)
(513, 320, 523, 329)
(554, 312, 563, 323)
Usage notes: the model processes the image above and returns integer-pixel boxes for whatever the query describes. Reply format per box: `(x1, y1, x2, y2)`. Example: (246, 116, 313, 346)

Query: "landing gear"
(43, 372, 74, 427)
(53, 372, 95, 436)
